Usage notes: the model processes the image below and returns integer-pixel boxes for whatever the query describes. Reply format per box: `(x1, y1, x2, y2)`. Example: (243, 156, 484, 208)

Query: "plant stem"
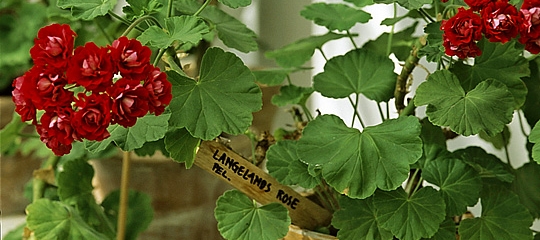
(193, 0, 211, 17)
(517, 110, 529, 137)
(399, 98, 416, 116)
(317, 47, 329, 61)
(32, 155, 60, 202)
(108, 11, 146, 33)
(167, 0, 174, 17)
(153, 48, 167, 66)
(121, 15, 162, 36)
(502, 132, 512, 168)
(117, 151, 132, 240)
(348, 95, 365, 128)
(385, 2, 397, 57)
(376, 102, 386, 121)
(301, 104, 314, 122)
(395, 39, 422, 113)
(346, 30, 358, 49)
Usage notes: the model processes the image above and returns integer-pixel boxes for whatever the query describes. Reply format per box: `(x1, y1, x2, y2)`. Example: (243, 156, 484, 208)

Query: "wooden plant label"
(194, 141, 332, 230)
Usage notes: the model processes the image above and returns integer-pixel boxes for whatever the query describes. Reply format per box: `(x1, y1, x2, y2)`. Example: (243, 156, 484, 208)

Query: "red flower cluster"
(441, 0, 540, 58)
(12, 24, 172, 156)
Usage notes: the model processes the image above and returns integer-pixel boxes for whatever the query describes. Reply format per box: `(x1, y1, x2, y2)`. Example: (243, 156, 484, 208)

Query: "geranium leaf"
(122, 0, 163, 20)
(332, 196, 393, 240)
(218, 0, 251, 8)
(215, 190, 290, 240)
(530, 121, 540, 164)
(85, 113, 171, 152)
(344, 0, 375, 7)
(422, 158, 482, 216)
(26, 199, 110, 239)
(428, 218, 458, 240)
(313, 48, 397, 102)
(415, 118, 449, 168)
(458, 186, 534, 240)
(450, 40, 529, 109)
(137, 15, 209, 49)
(57, 0, 116, 20)
(167, 48, 262, 140)
(415, 70, 514, 136)
(452, 147, 515, 183)
(374, 187, 446, 240)
(265, 32, 350, 68)
(174, 0, 258, 52)
(0, 113, 26, 155)
(252, 68, 294, 86)
(479, 126, 510, 150)
(271, 85, 314, 107)
(134, 138, 170, 157)
(522, 58, 540, 127)
(396, 0, 432, 10)
(300, 3, 371, 31)
(164, 128, 201, 169)
(266, 140, 320, 188)
(57, 159, 94, 205)
(297, 115, 422, 199)
(102, 190, 154, 240)
(511, 162, 540, 218)
(363, 22, 418, 61)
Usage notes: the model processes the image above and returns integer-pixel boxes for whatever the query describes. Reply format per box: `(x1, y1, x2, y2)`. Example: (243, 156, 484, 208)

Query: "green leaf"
(57, 159, 94, 205)
(458, 186, 534, 240)
(215, 190, 290, 240)
(332, 196, 393, 240)
(174, 0, 258, 52)
(266, 140, 320, 188)
(271, 85, 314, 107)
(313, 48, 397, 102)
(396, 0, 432, 10)
(26, 199, 110, 239)
(422, 158, 482, 216)
(522, 58, 540, 127)
(511, 162, 540, 218)
(344, 0, 374, 7)
(374, 187, 446, 240)
(419, 22, 445, 63)
(530, 121, 540, 164)
(252, 68, 294, 86)
(101, 190, 154, 240)
(0, 113, 26, 154)
(85, 113, 171, 152)
(167, 48, 262, 140)
(57, 0, 116, 20)
(363, 22, 418, 61)
(478, 126, 510, 150)
(427, 218, 458, 240)
(122, 0, 163, 20)
(218, 0, 251, 8)
(300, 3, 371, 31)
(297, 115, 422, 199)
(164, 128, 201, 168)
(450, 40, 529, 109)
(134, 138, 170, 157)
(137, 15, 210, 49)
(3, 223, 26, 240)
(415, 70, 514, 136)
(415, 118, 449, 168)
(265, 32, 349, 68)
(452, 147, 515, 183)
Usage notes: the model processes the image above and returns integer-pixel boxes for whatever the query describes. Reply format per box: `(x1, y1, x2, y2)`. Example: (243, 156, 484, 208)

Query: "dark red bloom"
(30, 24, 76, 71)
(107, 78, 149, 127)
(67, 42, 114, 92)
(441, 8, 483, 58)
(37, 107, 76, 156)
(482, 1, 522, 43)
(29, 67, 73, 110)
(72, 93, 112, 141)
(109, 36, 152, 80)
(464, 0, 498, 12)
(12, 75, 37, 123)
(143, 66, 172, 116)
(520, 0, 540, 53)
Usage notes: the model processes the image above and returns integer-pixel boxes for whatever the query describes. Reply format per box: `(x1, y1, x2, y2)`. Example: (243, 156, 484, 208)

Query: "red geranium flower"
(32, 68, 73, 110)
(30, 24, 76, 71)
(464, 0, 498, 12)
(67, 42, 114, 92)
(520, 0, 540, 53)
(72, 93, 112, 141)
(109, 36, 152, 80)
(482, 1, 522, 43)
(108, 78, 150, 127)
(37, 107, 76, 156)
(144, 66, 172, 116)
(12, 75, 37, 123)
(441, 7, 483, 58)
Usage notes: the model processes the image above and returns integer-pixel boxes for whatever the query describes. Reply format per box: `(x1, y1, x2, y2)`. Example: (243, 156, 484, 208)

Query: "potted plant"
(2, 0, 540, 239)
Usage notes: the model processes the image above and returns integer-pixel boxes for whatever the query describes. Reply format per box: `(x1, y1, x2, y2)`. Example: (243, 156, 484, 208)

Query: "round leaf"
(168, 47, 262, 140)
(422, 158, 482, 216)
(332, 196, 393, 240)
(218, 0, 251, 8)
(452, 147, 515, 183)
(415, 70, 514, 136)
(374, 187, 446, 240)
(57, 0, 116, 20)
(271, 85, 314, 107)
(137, 15, 209, 49)
(215, 190, 290, 240)
(458, 186, 534, 240)
(164, 128, 201, 169)
(529, 121, 540, 164)
(511, 162, 540, 218)
(297, 115, 422, 198)
(101, 190, 154, 240)
(313, 48, 397, 102)
(57, 159, 94, 204)
(266, 140, 320, 188)
(300, 3, 371, 31)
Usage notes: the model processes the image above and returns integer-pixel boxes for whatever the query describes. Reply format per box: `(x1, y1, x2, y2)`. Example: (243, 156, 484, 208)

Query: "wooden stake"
(194, 141, 333, 230)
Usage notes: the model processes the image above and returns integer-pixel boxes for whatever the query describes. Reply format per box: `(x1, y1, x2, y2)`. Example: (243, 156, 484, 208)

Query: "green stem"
(517, 110, 529, 137)
(348, 95, 365, 128)
(167, 0, 174, 17)
(404, 168, 420, 195)
(318, 47, 329, 61)
(376, 102, 386, 122)
(193, 0, 211, 17)
(418, 8, 435, 23)
(117, 151, 132, 240)
(32, 155, 60, 202)
(108, 11, 145, 32)
(121, 15, 162, 36)
(395, 39, 422, 113)
(94, 18, 113, 43)
(502, 131, 512, 168)
(153, 48, 166, 66)
(347, 30, 358, 49)
(286, 75, 293, 85)
(301, 104, 314, 122)
(399, 98, 416, 116)
(385, 2, 397, 57)
(410, 176, 424, 197)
